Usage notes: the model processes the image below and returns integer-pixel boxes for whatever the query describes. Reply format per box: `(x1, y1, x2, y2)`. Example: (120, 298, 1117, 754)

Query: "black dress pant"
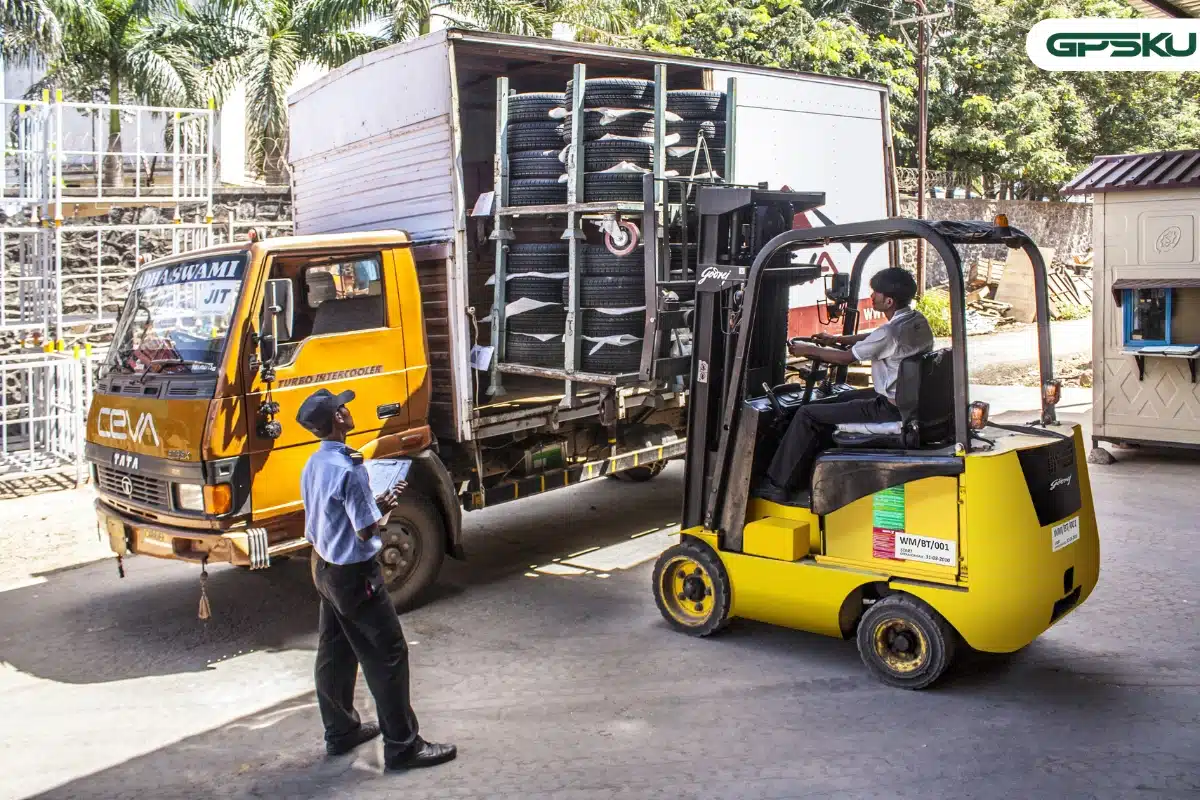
(766, 389, 901, 490)
(312, 552, 419, 762)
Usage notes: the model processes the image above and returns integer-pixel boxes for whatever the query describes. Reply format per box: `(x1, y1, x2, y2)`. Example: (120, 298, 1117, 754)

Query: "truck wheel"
(653, 539, 731, 636)
(856, 594, 957, 690)
(379, 496, 446, 611)
(607, 461, 665, 482)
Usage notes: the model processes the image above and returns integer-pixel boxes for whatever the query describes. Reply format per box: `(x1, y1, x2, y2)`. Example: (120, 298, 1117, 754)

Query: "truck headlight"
(175, 483, 205, 512)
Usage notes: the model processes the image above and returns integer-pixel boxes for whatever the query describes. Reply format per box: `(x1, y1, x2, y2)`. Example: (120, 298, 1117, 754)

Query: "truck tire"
(380, 495, 446, 611)
(506, 275, 564, 303)
(510, 150, 564, 179)
(508, 178, 567, 206)
(508, 242, 568, 272)
(581, 308, 645, 337)
(584, 138, 653, 171)
(566, 78, 655, 109)
(667, 90, 727, 119)
(580, 245, 643, 275)
(562, 111, 656, 142)
(508, 92, 565, 123)
(508, 121, 564, 152)
(507, 304, 567, 334)
(582, 172, 646, 202)
(564, 275, 645, 307)
(610, 461, 666, 482)
(667, 148, 726, 176)
(668, 120, 727, 149)
(581, 339, 643, 374)
(505, 334, 563, 367)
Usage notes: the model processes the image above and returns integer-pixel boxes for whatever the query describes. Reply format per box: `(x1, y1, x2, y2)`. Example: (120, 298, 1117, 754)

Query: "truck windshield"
(107, 254, 249, 375)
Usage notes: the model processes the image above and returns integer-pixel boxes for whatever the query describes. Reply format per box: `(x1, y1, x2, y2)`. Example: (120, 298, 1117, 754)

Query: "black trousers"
(312, 552, 419, 762)
(766, 389, 901, 490)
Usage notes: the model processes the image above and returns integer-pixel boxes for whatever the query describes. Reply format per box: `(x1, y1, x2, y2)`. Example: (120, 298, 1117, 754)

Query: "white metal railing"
(0, 349, 92, 483)
(0, 227, 55, 333)
(2, 100, 51, 211)
(212, 212, 294, 245)
(2, 94, 214, 220)
(53, 222, 214, 331)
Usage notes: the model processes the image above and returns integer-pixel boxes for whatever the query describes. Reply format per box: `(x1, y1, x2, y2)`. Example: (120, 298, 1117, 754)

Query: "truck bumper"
(96, 500, 308, 568)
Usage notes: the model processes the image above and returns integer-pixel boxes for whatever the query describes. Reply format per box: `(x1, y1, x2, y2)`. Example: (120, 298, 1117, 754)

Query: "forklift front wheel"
(856, 594, 956, 690)
(653, 539, 731, 636)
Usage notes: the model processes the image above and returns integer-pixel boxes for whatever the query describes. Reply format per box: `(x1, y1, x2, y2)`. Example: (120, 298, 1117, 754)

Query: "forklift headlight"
(1042, 380, 1062, 407)
(968, 401, 990, 431)
(175, 483, 205, 512)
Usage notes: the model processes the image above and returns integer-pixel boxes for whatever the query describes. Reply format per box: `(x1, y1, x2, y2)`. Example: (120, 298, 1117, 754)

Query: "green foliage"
(916, 289, 952, 338)
(1054, 303, 1091, 321)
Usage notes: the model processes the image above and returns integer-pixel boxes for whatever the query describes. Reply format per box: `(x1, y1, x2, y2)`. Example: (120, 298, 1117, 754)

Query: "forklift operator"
(758, 267, 934, 503)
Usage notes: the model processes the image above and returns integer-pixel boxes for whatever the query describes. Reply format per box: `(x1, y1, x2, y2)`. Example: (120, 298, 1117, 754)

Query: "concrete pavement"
(1, 400, 1198, 799)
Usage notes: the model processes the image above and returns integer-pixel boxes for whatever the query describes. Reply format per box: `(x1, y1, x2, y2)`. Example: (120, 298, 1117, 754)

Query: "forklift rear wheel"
(856, 594, 956, 690)
(653, 539, 731, 636)
(380, 496, 446, 611)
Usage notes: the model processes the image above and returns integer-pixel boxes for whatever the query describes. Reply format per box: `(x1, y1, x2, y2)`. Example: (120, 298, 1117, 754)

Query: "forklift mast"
(682, 186, 828, 530)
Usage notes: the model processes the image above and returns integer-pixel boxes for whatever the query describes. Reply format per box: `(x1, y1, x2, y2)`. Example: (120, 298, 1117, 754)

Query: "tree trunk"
(419, 14, 431, 34)
(262, 137, 289, 186)
(104, 66, 123, 188)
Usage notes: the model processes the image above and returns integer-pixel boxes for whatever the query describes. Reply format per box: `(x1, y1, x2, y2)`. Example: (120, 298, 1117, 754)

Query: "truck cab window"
(273, 254, 385, 365)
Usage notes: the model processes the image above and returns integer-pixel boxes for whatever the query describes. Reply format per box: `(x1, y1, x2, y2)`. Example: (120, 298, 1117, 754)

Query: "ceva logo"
(97, 408, 161, 447)
(1027, 19, 1200, 71)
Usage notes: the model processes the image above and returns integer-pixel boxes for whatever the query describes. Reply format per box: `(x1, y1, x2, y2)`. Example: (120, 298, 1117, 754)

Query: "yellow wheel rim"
(659, 555, 716, 627)
(872, 617, 930, 674)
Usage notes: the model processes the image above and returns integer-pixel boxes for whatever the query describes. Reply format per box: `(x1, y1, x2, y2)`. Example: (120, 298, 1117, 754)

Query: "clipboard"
(365, 459, 412, 497)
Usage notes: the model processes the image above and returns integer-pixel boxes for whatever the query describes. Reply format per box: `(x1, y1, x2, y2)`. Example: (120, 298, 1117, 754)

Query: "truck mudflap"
(96, 500, 296, 568)
(462, 437, 687, 511)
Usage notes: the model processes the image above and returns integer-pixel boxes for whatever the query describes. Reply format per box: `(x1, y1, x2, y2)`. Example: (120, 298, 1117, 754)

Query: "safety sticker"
(894, 533, 957, 567)
(1052, 516, 1080, 552)
(871, 486, 905, 560)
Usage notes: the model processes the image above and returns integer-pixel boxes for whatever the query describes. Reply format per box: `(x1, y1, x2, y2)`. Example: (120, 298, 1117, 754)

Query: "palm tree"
(15, 0, 225, 185)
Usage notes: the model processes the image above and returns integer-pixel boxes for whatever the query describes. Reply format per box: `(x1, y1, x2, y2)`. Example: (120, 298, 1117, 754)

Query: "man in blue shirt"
(297, 387, 456, 771)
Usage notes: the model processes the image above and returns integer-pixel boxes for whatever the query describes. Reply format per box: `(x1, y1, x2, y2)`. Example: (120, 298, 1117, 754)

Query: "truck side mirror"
(261, 279, 295, 343)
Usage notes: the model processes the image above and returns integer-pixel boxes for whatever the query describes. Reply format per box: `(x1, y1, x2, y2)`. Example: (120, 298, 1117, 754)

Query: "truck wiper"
(144, 358, 216, 373)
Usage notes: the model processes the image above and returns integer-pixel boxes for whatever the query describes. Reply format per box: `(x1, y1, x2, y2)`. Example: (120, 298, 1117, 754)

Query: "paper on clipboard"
(365, 459, 412, 497)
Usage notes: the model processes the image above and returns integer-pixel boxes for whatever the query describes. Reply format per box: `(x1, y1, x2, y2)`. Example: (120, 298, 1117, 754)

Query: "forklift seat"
(832, 349, 954, 449)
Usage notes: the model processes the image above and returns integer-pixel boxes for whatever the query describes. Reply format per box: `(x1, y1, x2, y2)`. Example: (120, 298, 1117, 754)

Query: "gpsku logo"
(1028, 19, 1200, 71)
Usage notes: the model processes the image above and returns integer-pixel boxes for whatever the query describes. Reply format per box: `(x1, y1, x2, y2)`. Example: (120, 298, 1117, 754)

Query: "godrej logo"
(1027, 19, 1200, 71)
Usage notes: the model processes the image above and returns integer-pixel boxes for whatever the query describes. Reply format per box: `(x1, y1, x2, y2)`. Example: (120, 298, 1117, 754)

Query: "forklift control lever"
(761, 382, 784, 422)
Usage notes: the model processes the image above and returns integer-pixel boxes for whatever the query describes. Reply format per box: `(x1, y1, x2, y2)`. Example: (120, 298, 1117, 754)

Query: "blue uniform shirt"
(301, 440, 382, 565)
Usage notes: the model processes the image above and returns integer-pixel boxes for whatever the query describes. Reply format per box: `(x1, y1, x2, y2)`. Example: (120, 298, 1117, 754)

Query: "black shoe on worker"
(754, 477, 811, 508)
(326, 722, 381, 756)
(386, 738, 458, 771)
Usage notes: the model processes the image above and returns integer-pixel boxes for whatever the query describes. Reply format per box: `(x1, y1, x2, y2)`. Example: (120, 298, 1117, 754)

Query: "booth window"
(1124, 288, 1200, 347)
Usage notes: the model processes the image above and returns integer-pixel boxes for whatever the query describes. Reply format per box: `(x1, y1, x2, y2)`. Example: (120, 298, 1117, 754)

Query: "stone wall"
(898, 197, 1093, 286)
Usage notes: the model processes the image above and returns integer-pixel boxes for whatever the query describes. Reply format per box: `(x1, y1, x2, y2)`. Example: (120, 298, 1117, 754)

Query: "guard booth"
(1062, 149, 1200, 458)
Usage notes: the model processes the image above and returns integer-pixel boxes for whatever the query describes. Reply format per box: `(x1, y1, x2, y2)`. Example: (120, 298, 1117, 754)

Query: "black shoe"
(386, 738, 458, 771)
(753, 478, 792, 505)
(326, 722, 381, 756)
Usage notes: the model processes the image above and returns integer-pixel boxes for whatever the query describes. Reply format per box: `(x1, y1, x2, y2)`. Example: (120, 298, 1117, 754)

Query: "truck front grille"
(96, 466, 170, 509)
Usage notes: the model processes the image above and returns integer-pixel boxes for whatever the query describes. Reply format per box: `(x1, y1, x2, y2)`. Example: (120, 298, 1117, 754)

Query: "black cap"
(296, 388, 355, 436)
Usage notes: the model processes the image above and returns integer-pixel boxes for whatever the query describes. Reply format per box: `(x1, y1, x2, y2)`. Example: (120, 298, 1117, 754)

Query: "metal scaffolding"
(0, 93, 216, 482)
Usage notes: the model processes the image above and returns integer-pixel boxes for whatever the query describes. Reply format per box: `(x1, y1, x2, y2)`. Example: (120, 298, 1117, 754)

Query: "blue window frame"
(1124, 288, 1171, 347)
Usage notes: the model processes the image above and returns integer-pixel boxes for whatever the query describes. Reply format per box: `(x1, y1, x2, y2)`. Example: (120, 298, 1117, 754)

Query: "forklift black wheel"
(653, 540, 731, 636)
(380, 496, 446, 612)
(856, 594, 956, 690)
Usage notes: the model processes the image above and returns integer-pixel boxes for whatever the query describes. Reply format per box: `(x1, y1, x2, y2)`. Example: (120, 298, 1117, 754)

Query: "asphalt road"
(1, 411, 1198, 800)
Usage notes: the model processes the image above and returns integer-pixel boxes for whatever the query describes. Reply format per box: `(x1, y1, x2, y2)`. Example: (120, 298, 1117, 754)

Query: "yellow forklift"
(652, 191, 1100, 689)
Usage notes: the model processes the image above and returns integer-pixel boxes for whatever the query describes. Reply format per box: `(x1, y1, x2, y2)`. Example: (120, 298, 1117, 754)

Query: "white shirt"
(850, 308, 935, 403)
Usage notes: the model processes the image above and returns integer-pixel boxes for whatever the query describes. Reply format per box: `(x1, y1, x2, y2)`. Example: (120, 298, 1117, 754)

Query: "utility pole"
(892, 0, 952, 297)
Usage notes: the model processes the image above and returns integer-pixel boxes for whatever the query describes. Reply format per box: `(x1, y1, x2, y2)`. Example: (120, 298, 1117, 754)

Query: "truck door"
(244, 247, 413, 521)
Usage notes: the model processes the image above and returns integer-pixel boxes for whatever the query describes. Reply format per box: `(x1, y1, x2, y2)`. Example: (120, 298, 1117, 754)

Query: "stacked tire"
(507, 93, 568, 207)
(563, 78, 656, 204)
(563, 245, 646, 374)
(666, 90, 727, 185)
(504, 242, 568, 367)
